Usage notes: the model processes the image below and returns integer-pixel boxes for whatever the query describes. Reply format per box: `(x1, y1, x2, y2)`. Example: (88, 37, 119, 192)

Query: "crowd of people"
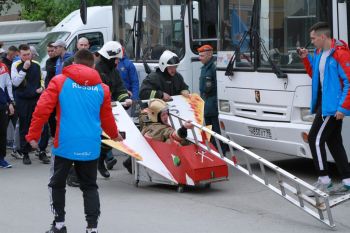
(2, 21, 350, 233)
(0, 37, 199, 233)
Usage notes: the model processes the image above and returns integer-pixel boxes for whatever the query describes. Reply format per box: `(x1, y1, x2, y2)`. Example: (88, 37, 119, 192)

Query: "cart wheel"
(205, 183, 211, 189)
(177, 185, 184, 193)
(134, 180, 139, 187)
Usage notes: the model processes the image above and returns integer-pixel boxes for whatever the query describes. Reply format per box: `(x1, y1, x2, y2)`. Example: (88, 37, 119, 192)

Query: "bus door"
(116, 0, 189, 87)
(189, 0, 219, 94)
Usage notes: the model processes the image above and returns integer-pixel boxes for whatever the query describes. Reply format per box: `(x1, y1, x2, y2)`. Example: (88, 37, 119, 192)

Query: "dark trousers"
(308, 108, 350, 179)
(205, 115, 227, 153)
(38, 124, 49, 151)
(48, 110, 56, 137)
(49, 156, 100, 228)
(0, 108, 8, 159)
(16, 98, 38, 154)
(7, 109, 18, 128)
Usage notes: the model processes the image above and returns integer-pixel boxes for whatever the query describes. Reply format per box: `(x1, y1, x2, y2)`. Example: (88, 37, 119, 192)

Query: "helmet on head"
(158, 50, 180, 72)
(98, 41, 123, 59)
(147, 99, 168, 122)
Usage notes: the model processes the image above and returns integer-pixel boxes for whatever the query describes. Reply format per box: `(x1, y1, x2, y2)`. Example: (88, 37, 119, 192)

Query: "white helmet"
(158, 50, 180, 72)
(98, 41, 123, 59)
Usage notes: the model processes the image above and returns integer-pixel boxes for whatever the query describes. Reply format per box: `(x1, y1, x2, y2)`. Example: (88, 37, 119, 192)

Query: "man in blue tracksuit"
(52, 39, 73, 75)
(299, 22, 350, 196)
(117, 49, 139, 100)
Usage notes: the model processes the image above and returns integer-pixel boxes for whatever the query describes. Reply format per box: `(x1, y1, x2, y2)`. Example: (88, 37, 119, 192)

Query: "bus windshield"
(36, 31, 70, 64)
(219, 0, 329, 70)
(116, 0, 186, 61)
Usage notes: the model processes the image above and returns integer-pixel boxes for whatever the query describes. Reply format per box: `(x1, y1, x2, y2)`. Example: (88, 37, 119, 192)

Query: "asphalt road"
(1, 149, 349, 233)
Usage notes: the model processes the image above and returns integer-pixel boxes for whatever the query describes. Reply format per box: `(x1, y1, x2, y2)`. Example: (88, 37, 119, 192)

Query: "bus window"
(190, 0, 218, 52)
(117, 0, 186, 61)
(66, 32, 104, 54)
(219, 0, 330, 71)
(259, 0, 329, 70)
(218, 0, 254, 68)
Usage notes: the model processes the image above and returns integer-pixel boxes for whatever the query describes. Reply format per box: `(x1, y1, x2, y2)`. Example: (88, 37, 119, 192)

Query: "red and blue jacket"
(303, 39, 350, 116)
(26, 64, 118, 161)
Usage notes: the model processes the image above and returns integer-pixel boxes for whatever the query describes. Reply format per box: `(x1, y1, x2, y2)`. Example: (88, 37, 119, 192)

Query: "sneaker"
(329, 183, 350, 195)
(67, 173, 80, 187)
(22, 154, 32, 165)
(123, 157, 132, 174)
(106, 157, 117, 170)
(0, 159, 12, 168)
(86, 228, 98, 233)
(98, 162, 110, 178)
(38, 151, 51, 164)
(11, 150, 24, 159)
(46, 223, 67, 233)
(305, 179, 333, 197)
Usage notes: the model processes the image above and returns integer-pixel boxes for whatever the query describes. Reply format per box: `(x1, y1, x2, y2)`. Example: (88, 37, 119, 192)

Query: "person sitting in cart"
(141, 98, 193, 145)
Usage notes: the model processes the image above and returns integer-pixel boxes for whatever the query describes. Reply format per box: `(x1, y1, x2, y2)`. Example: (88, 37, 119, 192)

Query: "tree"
(14, 0, 112, 26)
(0, 0, 17, 13)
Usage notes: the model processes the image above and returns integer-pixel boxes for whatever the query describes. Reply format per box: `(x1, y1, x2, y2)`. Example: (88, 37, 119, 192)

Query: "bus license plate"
(248, 127, 272, 139)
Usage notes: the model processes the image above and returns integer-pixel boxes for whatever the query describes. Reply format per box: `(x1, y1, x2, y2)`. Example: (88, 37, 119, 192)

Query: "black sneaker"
(39, 151, 51, 164)
(98, 162, 110, 178)
(23, 154, 32, 165)
(67, 173, 80, 187)
(123, 157, 132, 174)
(106, 157, 117, 170)
(46, 222, 67, 233)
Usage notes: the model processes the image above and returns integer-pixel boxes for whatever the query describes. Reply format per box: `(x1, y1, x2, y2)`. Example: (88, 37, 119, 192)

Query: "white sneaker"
(11, 150, 24, 159)
(329, 183, 350, 195)
(305, 179, 333, 197)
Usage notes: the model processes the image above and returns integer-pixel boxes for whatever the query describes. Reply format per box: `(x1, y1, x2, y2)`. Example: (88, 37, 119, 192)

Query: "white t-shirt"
(319, 49, 331, 88)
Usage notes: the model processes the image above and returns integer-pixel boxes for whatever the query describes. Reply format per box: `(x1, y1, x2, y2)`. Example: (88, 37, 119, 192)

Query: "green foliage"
(14, 0, 112, 26)
(0, 0, 16, 13)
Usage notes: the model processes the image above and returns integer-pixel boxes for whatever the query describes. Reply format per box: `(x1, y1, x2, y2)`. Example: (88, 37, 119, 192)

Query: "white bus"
(215, 0, 350, 161)
(114, 0, 221, 92)
(114, 0, 350, 161)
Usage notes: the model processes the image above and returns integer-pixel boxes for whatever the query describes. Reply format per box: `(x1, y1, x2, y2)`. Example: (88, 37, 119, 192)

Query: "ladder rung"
(329, 193, 350, 207)
(167, 112, 338, 228)
(280, 182, 326, 210)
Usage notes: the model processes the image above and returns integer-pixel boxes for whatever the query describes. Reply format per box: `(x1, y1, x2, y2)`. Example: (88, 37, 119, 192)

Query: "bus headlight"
(219, 100, 230, 113)
(300, 108, 315, 122)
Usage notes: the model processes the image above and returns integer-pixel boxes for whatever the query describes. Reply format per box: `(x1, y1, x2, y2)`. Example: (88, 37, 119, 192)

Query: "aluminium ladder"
(168, 112, 350, 228)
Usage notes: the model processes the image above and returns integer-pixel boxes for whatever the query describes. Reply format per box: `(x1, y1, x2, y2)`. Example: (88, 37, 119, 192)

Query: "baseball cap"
(30, 46, 39, 57)
(52, 39, 67, 48)
(197, 44, 213, 53)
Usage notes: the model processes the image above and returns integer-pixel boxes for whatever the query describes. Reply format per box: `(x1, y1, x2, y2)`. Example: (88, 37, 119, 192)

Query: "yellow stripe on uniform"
(150, 90, 157, 99)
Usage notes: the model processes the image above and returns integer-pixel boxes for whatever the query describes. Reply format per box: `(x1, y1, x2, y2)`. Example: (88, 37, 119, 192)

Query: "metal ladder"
(168, 113, 350, 228)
